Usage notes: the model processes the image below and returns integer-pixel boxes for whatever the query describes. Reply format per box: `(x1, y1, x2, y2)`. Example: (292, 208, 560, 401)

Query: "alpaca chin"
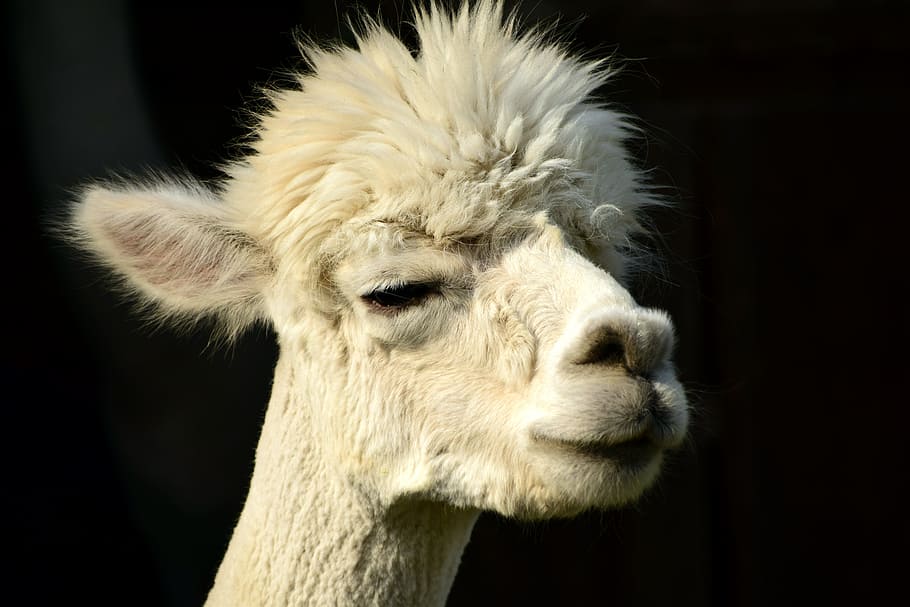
(525, 439, 667, 517)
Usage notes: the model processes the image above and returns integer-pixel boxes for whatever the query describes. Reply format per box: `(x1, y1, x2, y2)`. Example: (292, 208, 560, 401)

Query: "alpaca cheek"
(317, 353, 428, 478)
(484, 302, 537, 386)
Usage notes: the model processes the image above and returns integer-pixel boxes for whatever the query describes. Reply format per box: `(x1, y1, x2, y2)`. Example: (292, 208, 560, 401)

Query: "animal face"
(270, 186, 687, 518)
(70, 1, 687, 521)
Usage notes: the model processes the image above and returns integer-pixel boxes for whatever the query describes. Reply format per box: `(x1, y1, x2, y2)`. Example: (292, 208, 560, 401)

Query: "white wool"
(68, 3, 687, 605)
(222, 0, 652, 327)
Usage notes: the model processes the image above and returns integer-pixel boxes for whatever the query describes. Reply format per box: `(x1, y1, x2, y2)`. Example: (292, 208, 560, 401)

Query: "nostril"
(575, 330, 627, 367)
(565, 309, 675, 375)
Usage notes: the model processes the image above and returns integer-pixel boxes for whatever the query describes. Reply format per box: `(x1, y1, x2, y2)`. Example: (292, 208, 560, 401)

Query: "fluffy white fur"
(70, 2, 688, 605)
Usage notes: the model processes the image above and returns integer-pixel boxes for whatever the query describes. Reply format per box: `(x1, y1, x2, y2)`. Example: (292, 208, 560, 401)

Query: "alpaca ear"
(71, 183, 272, 334)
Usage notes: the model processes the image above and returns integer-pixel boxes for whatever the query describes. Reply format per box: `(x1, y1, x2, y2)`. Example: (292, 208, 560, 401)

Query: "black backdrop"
(5, 1, 908, 605)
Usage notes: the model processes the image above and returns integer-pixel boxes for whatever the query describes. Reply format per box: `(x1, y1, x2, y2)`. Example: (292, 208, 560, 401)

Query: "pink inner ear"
(102, 213, 246, 298)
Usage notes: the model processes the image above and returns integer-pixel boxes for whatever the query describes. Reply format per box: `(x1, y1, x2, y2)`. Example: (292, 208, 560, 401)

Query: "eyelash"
(361, 282, 442, 311)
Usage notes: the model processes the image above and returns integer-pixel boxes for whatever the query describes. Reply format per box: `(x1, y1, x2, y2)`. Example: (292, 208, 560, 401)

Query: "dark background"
(5, 0, 908, 605)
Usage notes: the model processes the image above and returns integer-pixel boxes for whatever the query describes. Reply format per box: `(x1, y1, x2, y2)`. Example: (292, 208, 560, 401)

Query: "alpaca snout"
(531, 306, 687, 451)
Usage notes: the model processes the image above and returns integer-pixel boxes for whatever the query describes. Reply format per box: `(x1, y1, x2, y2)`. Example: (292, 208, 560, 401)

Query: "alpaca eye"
(362, 282, 440, 311)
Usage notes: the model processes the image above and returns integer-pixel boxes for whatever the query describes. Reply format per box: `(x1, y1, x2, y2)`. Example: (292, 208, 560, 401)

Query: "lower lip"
(537, 435, 660, 465)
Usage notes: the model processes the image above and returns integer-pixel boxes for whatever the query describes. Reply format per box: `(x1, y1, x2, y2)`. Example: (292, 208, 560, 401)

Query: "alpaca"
(69, 2, 688, 605)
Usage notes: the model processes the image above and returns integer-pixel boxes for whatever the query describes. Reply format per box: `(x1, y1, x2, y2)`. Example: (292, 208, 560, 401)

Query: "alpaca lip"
(532, 433, 660, 465)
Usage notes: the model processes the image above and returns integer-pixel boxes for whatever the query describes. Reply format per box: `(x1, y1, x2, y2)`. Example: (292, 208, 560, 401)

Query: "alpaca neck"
(205, 353, 479, 606)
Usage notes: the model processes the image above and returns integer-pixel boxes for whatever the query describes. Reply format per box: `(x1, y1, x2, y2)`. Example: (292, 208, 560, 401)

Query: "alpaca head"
(71, 2, 687, 520)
